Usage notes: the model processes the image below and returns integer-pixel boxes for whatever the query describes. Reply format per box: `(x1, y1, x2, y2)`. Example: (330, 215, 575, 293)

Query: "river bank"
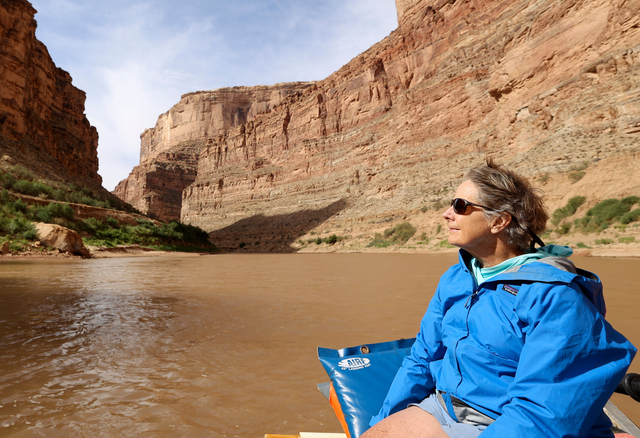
(3, 238, 640, 260)
(0, 244, 213, 260)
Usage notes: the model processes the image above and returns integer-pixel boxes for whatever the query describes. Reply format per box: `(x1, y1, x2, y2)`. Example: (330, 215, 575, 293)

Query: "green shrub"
(618, 236, 635, 244)
(106, 216, 120, 227)
(588, 199, 631, 221)
(391, 222, 417, 244)
(11, 198, 29, 214)
(568, 171, 585, 184)
(7, 241, 26, 252)
(383, 222, 416, 244)
(0, 189, 11, 203)
(78, 217, 105, 234)
(21, 224, 38, 240)
(31, 181, 52, 197)
(309, 234, 343, 245)
(1, 216, 34, 238)
(621, 196, 640, 206)
(0, 172, 15, 190)
(551, 196, 586, 225)
(620, 209, 640, 225)
(34, 203, 74, 222)
(12, 179, 34, 195)
(576, 242, 590, 249)
(10, 165, 34, 180)
(367, 233, 391, 248)
(595, 238, 614, 245)
(36, 206, 52, 223)
(368, 223, 416, 247)
(575, 198, 634, 232)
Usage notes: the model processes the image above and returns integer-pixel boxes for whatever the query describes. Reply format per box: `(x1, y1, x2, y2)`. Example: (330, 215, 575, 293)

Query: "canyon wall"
(117, 0, 640, 251)
(113, 83, 313, 221)
(0, 0, 101, 186)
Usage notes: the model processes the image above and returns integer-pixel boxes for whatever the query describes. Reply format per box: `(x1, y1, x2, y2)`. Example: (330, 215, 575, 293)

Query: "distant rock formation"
(113, 83, 313, 222)
(0, 0, 101, 186)
(116, 0, 640, 251)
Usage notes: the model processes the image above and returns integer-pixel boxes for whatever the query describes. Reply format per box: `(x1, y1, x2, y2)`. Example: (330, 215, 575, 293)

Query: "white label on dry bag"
(338, 357, 371, 370)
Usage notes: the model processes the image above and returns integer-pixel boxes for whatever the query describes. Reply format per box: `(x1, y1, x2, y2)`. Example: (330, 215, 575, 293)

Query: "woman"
(362, 160, 636, 438)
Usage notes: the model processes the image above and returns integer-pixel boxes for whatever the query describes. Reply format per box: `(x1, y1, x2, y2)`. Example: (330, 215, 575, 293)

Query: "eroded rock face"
(113, 83, 313, 222)
(0, 0, 100, 184)
(35, 222, 91, 258)
(117, 0, 640, 250)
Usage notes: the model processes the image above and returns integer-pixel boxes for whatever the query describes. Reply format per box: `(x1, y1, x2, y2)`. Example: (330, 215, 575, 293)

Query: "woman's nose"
(442, 205, 455, 221)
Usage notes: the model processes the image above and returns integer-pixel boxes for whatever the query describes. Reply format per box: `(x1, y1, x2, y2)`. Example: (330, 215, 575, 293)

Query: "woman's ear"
(490, 212, 513, 234)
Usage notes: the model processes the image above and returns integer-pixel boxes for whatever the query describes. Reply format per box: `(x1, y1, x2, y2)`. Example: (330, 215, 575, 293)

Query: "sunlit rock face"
(117, 0, 640, 249)
(0, 0, 100, 184)
(113, 83, 313, 222)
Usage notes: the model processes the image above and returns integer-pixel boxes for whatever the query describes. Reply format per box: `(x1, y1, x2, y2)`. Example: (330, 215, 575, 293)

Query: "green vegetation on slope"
(368, 222, 417, 248)
(0, 166, 216, 253)
(574, 196, 640, 233)
(0, 165, 125, 210)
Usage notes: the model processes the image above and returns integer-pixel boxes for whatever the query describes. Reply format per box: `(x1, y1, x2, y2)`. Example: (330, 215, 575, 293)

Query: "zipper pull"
(464, 291, 478, 308)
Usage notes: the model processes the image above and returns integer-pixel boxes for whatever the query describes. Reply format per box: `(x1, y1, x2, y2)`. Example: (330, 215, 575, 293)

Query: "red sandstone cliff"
(116, 0, 640, 251)
(113, 83, 313, 221)
(0, 0, 101, 186)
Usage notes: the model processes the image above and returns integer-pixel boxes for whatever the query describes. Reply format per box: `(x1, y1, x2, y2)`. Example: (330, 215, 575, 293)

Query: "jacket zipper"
(454, 278, 480, 391)
(464, 290, 478, 308)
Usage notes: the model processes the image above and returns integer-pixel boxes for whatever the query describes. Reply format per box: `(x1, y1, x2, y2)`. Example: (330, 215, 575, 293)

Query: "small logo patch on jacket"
(503, 284, 519, 296)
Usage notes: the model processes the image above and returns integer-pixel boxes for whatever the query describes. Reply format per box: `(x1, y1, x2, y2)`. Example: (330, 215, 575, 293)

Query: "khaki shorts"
(410, 393, 487, 438)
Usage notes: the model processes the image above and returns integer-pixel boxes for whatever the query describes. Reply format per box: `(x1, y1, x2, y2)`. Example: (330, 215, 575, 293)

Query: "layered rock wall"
(0, 0, 100, 184)
(114, 83, 313, 221)
(117, 0, 640, 250)
(139, 84, 314, 163)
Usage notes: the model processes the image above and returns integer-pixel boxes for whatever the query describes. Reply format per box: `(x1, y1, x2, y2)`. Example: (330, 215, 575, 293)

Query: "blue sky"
(29, 0, 398, 190)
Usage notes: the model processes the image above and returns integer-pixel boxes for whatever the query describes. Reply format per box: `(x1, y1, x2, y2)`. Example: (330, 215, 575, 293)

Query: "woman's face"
(442, 180, 495, 256)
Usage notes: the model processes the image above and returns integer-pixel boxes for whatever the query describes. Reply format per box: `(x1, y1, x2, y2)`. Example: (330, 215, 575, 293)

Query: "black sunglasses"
(449, 198, 547, 250)
(450, 198, 496, 215)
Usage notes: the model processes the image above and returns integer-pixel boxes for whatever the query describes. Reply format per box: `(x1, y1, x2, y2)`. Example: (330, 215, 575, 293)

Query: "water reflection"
(0, 261, 189, 435)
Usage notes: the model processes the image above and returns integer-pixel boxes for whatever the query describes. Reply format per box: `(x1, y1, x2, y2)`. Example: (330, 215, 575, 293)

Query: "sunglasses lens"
(452, 198, 467, 214)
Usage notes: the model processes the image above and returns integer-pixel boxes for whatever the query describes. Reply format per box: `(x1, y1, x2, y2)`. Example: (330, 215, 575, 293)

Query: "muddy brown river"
(0, 254, 638, 437)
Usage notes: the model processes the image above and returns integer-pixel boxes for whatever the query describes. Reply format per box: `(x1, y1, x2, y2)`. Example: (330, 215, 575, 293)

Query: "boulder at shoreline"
(35, 223, 91, 258)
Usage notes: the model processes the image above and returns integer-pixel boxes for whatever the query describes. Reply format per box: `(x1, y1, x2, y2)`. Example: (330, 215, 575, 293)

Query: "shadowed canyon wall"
(116, 0, 640, 250)
(0, 0, 101, 186)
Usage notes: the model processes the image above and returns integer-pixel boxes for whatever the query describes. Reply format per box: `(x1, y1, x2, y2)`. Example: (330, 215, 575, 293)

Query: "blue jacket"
(370, 250, 636, 437)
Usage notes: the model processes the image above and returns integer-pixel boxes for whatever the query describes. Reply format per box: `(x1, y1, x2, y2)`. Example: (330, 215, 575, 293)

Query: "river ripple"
(0, 254, 638, 437)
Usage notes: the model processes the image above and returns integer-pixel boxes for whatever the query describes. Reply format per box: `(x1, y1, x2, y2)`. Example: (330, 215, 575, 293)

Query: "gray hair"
(466, 158, 548, 251)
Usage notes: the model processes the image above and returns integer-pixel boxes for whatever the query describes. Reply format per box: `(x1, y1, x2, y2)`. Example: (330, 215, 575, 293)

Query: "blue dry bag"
(317, 338, 416, 438)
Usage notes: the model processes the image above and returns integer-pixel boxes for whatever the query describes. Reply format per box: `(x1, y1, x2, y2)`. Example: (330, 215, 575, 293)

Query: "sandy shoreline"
(3, 244, 640, 261)
(0, 245, 211, 261)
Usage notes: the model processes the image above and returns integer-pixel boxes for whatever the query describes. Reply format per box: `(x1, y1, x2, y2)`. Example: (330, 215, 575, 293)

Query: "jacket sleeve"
(369, 282, 448, 426)
(480, 281, 636, 438)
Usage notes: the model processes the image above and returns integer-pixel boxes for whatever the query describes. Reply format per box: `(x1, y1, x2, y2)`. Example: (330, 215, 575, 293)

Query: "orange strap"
(329, 383, 351, 438)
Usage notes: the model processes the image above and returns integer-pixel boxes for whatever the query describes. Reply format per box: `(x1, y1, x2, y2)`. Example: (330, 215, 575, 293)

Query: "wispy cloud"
(30, 0, 398, 190)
